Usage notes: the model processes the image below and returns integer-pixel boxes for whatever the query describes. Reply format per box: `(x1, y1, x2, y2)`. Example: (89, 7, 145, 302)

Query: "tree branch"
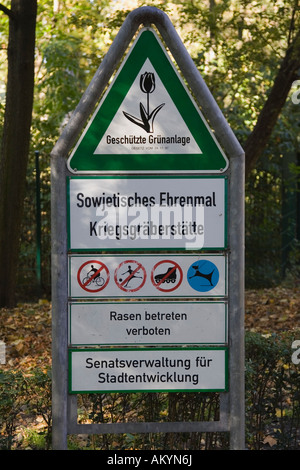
(0, 3, 14, 19)
(287, 0, 298, 46)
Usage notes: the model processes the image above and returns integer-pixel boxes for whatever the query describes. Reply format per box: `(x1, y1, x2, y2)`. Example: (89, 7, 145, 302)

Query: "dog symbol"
(189, 264, 215, 286)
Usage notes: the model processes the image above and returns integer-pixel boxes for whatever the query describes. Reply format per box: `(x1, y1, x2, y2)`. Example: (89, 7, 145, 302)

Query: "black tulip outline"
(123, 72, 165, 133)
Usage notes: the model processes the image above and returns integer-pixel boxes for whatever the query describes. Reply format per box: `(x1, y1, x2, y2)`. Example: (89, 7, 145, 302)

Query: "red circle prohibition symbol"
(77, 260, 110, 293)
(150, 260, 183, 292)
(114, 260, 146, 292)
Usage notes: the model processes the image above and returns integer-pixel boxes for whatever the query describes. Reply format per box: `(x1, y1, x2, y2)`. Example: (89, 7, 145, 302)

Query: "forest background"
(0, 0, 300, 451)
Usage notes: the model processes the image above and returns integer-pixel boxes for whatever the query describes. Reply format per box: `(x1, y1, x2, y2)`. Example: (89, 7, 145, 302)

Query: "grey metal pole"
(51, 153, 68, 450)
(228, 150, 245, 450)
(35, 150, 42, 293)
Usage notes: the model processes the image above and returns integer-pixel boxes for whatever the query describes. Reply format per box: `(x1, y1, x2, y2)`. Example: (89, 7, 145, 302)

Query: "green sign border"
(67, 28, 229, 174)
(68, 347, 228, 394)
(67, 175, 228, 252)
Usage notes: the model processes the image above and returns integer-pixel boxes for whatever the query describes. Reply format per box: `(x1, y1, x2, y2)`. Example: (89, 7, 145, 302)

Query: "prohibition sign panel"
(68, 254, 227, 299)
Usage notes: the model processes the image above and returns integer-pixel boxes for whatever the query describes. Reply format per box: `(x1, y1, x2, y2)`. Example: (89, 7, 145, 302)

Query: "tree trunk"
(0, 0, 37, 307)
(244, 30, 300, 176)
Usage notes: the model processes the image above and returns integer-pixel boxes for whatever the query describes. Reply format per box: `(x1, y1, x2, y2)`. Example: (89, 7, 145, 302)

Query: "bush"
(0, 367, 51, 450)
(245, 331, 300, 449)
(0, 370, 26, 450)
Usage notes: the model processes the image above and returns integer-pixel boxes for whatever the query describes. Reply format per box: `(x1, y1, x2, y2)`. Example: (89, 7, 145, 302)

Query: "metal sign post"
(51, 6, 245, 450)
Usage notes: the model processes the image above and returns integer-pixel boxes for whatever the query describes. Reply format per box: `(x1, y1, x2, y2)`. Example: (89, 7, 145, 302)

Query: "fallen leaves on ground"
(245, 286, 300, 334)
(0, 299, 52, 372)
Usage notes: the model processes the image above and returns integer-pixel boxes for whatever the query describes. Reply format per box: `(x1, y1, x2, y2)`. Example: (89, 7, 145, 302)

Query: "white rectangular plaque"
(68, 301, 227, 346)
(69, 348, 228, 393)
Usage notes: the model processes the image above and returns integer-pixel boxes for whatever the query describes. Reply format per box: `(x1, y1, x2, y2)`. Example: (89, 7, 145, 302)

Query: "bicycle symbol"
(82, 265, 105, 287)
(77, 261, 110, 293)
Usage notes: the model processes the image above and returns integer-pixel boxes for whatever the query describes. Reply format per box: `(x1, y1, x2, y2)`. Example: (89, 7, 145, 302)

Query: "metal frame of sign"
(51, 7, 245, 450)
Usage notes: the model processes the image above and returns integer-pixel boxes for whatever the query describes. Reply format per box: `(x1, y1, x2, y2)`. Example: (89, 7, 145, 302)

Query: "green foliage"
(245, 100, 300, 286)
(245, 163, 283, 287)
(32, 0, 112, 153)
(245, 330, 300, 449)
(0, 367, 51, 450)
(0, 370, 26, 449)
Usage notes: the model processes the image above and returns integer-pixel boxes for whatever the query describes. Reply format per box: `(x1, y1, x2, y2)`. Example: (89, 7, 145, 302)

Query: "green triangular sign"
(67, 28, 229, 174)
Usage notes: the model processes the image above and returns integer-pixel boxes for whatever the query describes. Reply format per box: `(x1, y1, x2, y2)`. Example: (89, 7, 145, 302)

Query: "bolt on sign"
(51, 7, 244, 450)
